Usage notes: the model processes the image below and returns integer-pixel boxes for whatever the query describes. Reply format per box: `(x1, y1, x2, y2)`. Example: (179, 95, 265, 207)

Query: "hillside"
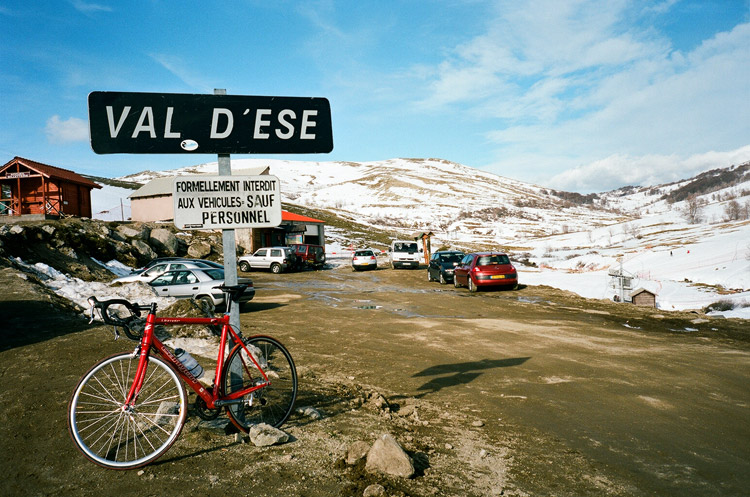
(119, 158, 633, 246)
(85, 157, 750, 316)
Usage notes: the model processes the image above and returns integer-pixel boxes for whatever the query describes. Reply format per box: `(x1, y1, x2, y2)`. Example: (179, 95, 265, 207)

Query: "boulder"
(248, 423, 289, 447)
(132, 239, 157, 260)
(116, 225, 142, 239)
(365, 434, 415, 478)
(187, 241, 212, 258)
(149, 228, 179, 255)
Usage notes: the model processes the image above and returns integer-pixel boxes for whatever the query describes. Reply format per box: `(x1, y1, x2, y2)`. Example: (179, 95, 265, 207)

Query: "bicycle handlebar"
(88, 296, 147, 341)
(87, 285, 247, 340)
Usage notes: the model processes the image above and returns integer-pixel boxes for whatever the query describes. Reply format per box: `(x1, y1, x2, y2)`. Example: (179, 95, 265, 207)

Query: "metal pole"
(214, 89, 241, 336)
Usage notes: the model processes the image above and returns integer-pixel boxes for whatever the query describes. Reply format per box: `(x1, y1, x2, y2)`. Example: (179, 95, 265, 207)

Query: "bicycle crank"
(195, 391, 221, 421)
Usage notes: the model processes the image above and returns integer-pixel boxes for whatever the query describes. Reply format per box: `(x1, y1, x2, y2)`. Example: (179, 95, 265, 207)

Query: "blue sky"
(2, 0, 749, 192)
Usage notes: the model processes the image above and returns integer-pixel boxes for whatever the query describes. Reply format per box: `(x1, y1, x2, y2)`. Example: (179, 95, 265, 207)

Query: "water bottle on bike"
(175, 348, 204, 379)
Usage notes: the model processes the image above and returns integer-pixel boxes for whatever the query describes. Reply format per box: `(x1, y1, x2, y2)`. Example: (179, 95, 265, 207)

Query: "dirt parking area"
(1, 259, 748, 496)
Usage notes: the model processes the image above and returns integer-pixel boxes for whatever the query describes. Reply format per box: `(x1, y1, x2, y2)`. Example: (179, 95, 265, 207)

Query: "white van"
(389, 240, 422, 269)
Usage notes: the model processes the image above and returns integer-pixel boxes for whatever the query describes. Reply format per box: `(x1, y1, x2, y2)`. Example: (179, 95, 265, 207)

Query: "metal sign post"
(215, 90, 239, 333)
(88, 86, 333, 337)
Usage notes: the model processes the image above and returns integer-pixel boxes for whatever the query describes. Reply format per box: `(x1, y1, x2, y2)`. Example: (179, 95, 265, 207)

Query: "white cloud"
(548, 145, 750, 192)
(415, 1, 750, 191)
(45, 115, 89, 144)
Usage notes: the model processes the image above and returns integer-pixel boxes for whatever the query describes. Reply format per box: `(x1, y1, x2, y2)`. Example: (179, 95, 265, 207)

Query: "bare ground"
(1, 258, 749, 496)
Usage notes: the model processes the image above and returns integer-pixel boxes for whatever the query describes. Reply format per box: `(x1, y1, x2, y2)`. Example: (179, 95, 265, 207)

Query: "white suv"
(238, 247, 295, 274)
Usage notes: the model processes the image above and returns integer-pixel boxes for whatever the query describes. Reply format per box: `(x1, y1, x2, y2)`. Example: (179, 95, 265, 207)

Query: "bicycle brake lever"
(111, 326, 120, 341)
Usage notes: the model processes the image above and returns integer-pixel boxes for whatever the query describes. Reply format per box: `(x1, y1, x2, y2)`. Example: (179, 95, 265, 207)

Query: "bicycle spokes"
(221, 336, 297, 432)
(68, 353, 187, 469)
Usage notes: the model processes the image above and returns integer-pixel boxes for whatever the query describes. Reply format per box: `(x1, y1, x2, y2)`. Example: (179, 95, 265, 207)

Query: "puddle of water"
(517, 296, 542, 304)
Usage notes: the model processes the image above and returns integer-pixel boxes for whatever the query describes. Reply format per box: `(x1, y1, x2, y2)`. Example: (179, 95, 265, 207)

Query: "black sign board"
(88, 91, 333, 154)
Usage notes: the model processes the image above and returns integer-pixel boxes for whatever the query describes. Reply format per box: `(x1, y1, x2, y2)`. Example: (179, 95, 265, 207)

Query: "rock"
(187, 241, 212, 258)
(60, 246, 78, 260)
(296, 406, 323, 420)
(132, 239, 157, 259)
(368, 392, 391, 412)
(149, 228, 179, 255)
(248, 423, 289, 447)
(397, 404, 417, 417)
(365, 434, 415, 478)
(346, 440, 371, 465)
(472, 420, 484, 427)
(363, 483, 386, 497)
(116, 225, 142, 239)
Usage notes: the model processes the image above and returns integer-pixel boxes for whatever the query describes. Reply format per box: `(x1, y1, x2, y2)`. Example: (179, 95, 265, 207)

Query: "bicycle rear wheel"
(221, 336, 297, 432)
(68, 352, 188, 469)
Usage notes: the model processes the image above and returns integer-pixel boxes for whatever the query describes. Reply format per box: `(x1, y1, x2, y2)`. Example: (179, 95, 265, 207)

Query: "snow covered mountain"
(119, 157, 631, 243)
(91, 157, 750, 316)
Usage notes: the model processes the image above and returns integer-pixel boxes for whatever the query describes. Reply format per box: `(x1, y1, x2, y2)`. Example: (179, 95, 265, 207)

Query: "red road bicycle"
(67, 284, 297, 470)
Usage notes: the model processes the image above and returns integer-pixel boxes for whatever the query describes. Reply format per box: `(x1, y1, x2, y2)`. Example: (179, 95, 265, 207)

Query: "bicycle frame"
(123, 309, 270, 412)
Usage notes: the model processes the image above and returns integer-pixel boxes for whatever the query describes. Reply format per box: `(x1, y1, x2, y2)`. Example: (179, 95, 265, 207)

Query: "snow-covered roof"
(129, 166, 270, 199)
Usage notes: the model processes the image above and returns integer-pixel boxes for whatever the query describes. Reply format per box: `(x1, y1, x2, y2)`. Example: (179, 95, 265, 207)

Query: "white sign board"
(173, 175, 282, 230)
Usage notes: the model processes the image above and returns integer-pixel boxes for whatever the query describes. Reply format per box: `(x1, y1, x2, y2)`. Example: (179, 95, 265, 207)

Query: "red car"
(453, 252, 518, 292)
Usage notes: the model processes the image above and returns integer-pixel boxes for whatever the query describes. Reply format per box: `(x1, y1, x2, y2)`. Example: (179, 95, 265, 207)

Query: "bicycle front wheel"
(68, 352, 188, 469)
(221, 336, 297, 432)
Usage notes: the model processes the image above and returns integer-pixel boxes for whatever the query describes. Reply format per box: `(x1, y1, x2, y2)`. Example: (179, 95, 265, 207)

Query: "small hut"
(0, 156, 101, 219)
(630, 288, 657, 308)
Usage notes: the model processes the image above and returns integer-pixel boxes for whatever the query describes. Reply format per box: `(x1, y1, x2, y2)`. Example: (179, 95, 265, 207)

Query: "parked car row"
(428, 250, 518, 292)
(349, 246, 518, 292)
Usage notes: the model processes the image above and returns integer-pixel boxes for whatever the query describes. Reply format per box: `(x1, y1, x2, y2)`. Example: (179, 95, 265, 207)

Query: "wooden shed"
(630, 288, 657, 308)
(0, 156, 101, 219)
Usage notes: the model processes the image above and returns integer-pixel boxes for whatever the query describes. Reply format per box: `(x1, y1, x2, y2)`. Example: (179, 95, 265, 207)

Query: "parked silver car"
(148, 268, 254, 309)
(238, 247, 296, 274)
(113, 260, 220, 284)
(352, 249, 378, 271)
(130, 257, 223, 274)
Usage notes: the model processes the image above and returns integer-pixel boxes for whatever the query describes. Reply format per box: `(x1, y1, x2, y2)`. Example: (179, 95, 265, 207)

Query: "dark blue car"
(427, 250, 464, 284)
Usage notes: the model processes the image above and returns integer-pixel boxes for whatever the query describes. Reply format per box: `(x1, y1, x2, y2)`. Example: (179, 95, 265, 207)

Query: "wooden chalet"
(630, 288, 657, 308)
(0, 157, 101, 219)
